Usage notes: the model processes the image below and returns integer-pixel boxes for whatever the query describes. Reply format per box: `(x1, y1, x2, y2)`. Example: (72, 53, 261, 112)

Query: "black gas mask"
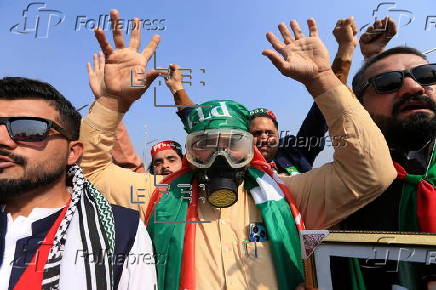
(197, 155, 246, 208)
(185, 128, 254, 208)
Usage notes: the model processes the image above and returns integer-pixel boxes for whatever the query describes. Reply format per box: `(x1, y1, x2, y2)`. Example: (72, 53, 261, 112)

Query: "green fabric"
(349, 258, 366, 290)
(397, 142, 436, 289)
(399, 261, 418, 290)
(245, 168, 304, 289)
(349, 142, 436, 289)
(284, 166, 300, 176)
(146, 172, 194, 290)
(148, 168, 304, 290)
(184, 100, 250, 133)
(399, 141, 436, 231)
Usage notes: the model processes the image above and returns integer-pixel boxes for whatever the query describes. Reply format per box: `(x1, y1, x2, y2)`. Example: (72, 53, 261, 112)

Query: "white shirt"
(0, 207, 157, 290)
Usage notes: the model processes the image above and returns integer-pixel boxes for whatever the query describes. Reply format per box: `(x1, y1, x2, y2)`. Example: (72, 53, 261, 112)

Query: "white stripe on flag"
(250, 173, 284, 204)
(271, 172, 285, 185)
(295, 213, 301, 226)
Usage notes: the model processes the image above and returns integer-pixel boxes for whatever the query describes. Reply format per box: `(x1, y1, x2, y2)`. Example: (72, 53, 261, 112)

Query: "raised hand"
(87, 52, 106, 99)
(263, 19, 331, 85)
(333, 16, 358, 48)
(94, 9, 162, 105)
(164, 64, 184, 94)
(359, 16, 397, 59)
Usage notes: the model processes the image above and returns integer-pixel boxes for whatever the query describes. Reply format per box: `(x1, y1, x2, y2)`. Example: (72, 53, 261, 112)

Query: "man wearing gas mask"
(79, 10, 396, 289)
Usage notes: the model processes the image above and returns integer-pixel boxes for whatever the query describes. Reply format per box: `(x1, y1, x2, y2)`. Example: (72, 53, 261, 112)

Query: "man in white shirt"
(0, 77, 157, 289)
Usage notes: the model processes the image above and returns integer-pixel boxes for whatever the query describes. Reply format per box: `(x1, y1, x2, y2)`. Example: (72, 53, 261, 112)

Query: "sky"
(1, 0, 435, 166)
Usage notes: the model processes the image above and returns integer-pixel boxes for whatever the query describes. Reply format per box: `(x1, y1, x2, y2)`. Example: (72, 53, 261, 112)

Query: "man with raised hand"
(80, 9, 395, 289)
(331, 45, 436, 289)
(87, 52, 145, 173)
(0, 77, 156, 289)
(168, 17, 360, 176)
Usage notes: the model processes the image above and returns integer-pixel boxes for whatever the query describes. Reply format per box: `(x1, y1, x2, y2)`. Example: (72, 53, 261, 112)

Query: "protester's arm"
(80, 10, 163, 220)
(359, 16, 397, 60)
(164, 64, 195, 111)
(263, 18, 396, 229)
(293, 102, 327, 166)
(331, 16, 357, 84)
(292, 17, 358, 165)
(87, 52, 145, 173)
(161, 63, 197, 132)
(81, 102, 157, 220)
(112, 122, 145, 173)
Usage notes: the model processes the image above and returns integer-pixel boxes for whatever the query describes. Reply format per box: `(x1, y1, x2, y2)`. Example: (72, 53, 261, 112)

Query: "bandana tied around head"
(249, 108, 278, 124)
(183, 100, 250, 133)
(151, 140, 183, 157)
(146, 100, 305, 290)
(13, 164, 115, 290)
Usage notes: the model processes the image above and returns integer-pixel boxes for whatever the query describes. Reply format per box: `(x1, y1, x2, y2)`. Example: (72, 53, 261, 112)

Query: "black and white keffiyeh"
(41, 164, 115, 290)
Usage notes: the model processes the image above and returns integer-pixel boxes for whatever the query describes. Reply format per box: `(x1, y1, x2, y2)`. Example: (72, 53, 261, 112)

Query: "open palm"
(94, 10, 161, 103)
(263, 19, 331, 84)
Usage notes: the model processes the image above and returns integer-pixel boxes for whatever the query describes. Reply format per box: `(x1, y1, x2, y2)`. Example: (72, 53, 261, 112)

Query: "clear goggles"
(186, 129, 254, 168)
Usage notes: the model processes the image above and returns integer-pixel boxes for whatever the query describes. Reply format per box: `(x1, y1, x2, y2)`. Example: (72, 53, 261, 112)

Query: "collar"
(391, 139, 435, 174)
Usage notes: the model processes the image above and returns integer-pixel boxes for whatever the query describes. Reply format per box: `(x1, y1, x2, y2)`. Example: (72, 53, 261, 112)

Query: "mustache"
(0, 149, 27, 166)
(392, 94, 436, 118)
(256, 140, 277, 147)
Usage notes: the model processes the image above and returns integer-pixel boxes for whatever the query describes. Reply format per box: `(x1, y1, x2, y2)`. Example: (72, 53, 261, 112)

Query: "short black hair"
(0, 77, 81, 140)
(249, 109, 279, 129)
(352, 46, 428, 101)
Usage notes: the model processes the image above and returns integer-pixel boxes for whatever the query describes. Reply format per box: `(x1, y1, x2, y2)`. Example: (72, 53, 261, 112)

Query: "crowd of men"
(0, 8, 435, 290)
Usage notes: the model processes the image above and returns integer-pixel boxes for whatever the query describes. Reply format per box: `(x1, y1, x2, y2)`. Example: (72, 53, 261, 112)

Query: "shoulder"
(111, 204, 140, 286)
(111, 204, 140, 245)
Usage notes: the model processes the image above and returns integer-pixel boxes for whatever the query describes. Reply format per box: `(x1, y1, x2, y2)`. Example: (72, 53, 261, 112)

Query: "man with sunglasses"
(329, 47, 436, 289)
(79, 10, 397, 289)
(0, 77, 157, 289)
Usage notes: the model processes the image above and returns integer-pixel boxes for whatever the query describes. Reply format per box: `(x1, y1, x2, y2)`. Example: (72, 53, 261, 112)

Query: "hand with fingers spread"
(333, 16, 358, 49)
(94, 9, 162, 111)
(164, 64, 184, 94)
(263, 19, 339, 95)
(359, 16, 397, 60)
(87, 52, 107, 99)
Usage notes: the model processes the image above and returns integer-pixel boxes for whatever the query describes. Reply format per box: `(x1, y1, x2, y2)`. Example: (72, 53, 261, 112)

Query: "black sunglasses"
(0, 117, 72, 142)
(358, 63, 436, 97)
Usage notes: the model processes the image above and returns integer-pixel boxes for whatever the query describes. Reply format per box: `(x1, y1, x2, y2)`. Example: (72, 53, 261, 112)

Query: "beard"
(0, 149, 66, 202)
(371, 94, 436, 152)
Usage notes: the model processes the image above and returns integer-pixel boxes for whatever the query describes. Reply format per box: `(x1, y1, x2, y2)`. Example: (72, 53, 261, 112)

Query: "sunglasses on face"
(0, 117, 72, 142)
(359, 63, 436, 96)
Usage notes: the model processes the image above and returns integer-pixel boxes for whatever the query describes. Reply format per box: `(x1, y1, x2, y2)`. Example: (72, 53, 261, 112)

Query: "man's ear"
(67, 141, 83, 165)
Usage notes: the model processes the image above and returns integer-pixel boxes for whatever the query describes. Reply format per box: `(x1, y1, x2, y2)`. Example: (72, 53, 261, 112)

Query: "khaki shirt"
(79, 85, 396, 289)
